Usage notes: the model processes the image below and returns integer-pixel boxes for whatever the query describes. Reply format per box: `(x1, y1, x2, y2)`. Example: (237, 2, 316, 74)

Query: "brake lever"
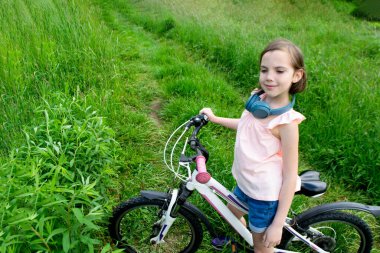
(180, 114, 210, 164)
(188, 137, 209, 162)
(179, 154, 196, 163)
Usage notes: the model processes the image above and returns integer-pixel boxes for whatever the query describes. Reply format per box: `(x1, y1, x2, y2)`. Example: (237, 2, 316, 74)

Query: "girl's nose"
(266, 70, 274, 81)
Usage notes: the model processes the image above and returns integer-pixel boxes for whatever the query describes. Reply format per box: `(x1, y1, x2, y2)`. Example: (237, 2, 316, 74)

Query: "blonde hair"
(260, 39, 307, 94)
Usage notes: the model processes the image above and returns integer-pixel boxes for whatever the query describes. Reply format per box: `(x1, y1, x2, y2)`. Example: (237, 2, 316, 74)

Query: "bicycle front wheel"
(109, 196, 203, 253)
(279, 211, 373, 253)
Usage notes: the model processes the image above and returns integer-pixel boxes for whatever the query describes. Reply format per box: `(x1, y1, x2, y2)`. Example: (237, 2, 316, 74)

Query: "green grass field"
(0, 0, 378, 252)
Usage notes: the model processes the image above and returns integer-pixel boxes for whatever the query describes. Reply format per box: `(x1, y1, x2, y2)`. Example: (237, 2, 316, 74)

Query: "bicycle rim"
(281, 211, 373, 253)
(111, 198, 202, 253)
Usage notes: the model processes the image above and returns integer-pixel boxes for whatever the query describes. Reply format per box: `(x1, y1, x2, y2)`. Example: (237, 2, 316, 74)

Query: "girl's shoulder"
(266, 109, 305, 130)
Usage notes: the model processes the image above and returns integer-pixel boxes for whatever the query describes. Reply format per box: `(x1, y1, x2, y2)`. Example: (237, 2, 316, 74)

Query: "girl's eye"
(277, 70, 285, 74)
(260, 69, 267, 73)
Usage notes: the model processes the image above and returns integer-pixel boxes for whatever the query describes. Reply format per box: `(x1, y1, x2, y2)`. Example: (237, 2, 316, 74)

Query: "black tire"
(109, 196, 203, 253)
(279, 211, 373, 253)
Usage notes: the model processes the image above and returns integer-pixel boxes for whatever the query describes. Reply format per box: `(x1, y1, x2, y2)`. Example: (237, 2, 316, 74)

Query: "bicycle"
(109, 114, 380, 253)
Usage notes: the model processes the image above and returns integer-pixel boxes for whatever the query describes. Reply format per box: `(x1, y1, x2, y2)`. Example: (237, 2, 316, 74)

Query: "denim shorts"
(233, 186, 279, 233)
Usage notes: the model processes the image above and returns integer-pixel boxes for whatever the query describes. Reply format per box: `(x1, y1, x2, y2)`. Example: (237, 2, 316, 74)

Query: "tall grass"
(103, 0, 380, 203)
(0, 0, 127, 153)
(0, 0, 163, 251)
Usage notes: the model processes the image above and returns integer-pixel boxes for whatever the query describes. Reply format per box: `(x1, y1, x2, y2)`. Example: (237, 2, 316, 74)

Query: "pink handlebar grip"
(195, 156, 211, 184)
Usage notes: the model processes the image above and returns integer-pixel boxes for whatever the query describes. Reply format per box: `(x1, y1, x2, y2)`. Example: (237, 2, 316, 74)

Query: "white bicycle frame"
(159, 119, 329, 253)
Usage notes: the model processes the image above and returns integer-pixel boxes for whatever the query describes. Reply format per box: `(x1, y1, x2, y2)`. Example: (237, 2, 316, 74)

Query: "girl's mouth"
(264, 84, 277, 89)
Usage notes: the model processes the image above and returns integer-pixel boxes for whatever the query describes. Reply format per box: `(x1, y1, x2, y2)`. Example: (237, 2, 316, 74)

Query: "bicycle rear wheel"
(279, 211, 373, 253)
(109, 196, 203, 253)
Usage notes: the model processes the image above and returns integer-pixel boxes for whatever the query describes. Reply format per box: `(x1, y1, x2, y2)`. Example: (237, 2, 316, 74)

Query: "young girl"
(200, 39, 307, 252)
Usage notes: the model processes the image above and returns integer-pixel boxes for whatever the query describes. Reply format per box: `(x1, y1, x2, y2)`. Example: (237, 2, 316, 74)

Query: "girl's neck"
(263, 93, 291, 110)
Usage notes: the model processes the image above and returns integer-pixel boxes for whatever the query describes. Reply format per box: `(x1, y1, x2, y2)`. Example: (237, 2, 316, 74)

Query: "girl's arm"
(200, 108, 240, 130)
(263, 122, 299, 248)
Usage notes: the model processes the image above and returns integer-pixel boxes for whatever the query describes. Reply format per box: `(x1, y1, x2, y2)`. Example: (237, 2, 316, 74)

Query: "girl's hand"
(263, 223, 283, 248)
(199, 108, 239, 129)
(199, 108, 216, 122)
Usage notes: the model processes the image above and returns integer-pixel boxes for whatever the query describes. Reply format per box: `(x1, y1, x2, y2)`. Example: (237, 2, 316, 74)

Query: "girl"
(200, 39, 307, 252)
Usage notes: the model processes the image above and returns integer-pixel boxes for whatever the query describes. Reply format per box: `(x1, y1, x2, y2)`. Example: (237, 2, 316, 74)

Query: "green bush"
(0, 94, 122, 252)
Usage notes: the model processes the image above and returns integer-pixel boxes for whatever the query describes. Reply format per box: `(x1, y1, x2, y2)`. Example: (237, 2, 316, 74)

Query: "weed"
(0, 94, 122, 252)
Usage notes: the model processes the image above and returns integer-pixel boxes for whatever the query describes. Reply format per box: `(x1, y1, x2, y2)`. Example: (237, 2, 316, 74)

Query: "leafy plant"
(0, 94, 122, 252)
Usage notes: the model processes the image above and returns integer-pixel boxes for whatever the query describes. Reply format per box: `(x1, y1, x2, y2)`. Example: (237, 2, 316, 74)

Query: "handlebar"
(185, 114, 212, 183)
(184, 114, 210, 162)
(185, 114, 209, 129)
(165, 114, 211, 182)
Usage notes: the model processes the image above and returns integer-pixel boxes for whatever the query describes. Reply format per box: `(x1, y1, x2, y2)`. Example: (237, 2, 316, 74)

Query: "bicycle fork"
(149, 189, 179, 245)
(150, 181, 197, 244)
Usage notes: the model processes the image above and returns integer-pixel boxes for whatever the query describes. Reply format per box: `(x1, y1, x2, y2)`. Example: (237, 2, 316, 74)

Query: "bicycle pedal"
(211, 236, 231, 251)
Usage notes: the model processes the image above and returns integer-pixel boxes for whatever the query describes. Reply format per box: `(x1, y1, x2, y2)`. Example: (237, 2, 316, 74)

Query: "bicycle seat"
(296, 170, 327, 197)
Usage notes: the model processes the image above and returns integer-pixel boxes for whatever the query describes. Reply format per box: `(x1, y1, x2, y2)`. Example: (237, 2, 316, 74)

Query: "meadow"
(0, 0, 378, 252)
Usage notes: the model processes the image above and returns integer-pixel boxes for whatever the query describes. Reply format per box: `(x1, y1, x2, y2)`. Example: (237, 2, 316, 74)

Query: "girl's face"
(259, 50, 302, 100)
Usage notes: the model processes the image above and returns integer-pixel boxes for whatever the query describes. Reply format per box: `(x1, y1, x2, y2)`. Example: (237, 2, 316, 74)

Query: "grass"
(0, 0, 378, 252)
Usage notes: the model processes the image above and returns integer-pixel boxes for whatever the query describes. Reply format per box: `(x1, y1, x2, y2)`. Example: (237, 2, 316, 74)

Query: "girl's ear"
(292, 69, 304, 83)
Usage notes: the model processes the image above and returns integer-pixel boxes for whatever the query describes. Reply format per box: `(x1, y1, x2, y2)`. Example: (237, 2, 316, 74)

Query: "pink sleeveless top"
(232, 109, 305, 201)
